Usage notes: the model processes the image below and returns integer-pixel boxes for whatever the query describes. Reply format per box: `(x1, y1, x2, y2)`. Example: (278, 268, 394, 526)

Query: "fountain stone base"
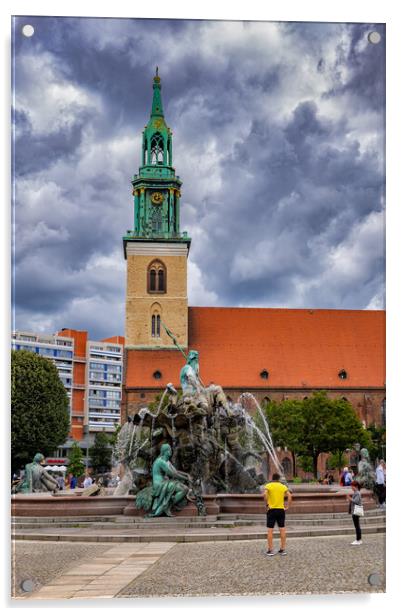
(11, 487, 376, 517)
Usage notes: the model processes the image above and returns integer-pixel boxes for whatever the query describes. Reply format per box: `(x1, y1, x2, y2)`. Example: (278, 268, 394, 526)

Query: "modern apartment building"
(12, 329, 124, 456)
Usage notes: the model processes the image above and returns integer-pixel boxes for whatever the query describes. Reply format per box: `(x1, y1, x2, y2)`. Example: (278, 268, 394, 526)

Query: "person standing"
(264, 473, 292, 556)
(347, 480, 363, 545)
(344, 467, 353, 486)
(375, 460, 386, 508)
(83, 472, 93, 489)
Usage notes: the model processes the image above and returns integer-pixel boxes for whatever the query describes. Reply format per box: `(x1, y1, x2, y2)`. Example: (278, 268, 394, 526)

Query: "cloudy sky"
(11, 17, 385, 341)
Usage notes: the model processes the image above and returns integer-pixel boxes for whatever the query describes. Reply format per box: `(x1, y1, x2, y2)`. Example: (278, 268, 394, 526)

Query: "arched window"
(150, 133, 164, 164)
(262, 396, 271, 408)
(148, 260, 166, 293)
(150, 269, 156, 291)
(282, 457, 292, 477)
(151, 314, 161, 338)
(158, 269, 164, 291)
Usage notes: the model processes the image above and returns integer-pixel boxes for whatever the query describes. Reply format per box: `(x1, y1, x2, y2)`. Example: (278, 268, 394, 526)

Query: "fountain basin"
(11, 486, 376, 517)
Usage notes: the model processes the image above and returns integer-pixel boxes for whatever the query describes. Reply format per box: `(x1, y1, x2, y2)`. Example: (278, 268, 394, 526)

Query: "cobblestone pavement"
(118, 534, 385, 598)
(12, 541, 113, 597)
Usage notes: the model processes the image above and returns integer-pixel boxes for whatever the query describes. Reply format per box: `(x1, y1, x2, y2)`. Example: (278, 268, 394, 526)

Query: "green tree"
(89, 431, 113, 473)
(327, 451, 347, 472)
(11, 349, 70, 472)
(298, 455, 314, 474)
(366, 423, 386, 462)
(67, 441, 85, 478)
(108, 424, 121, 449)
(262, 391, 370, 479)
(299, 392, 370, 478)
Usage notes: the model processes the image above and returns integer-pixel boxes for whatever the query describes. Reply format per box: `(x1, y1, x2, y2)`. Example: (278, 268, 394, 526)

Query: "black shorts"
(266, 508, 286, 528)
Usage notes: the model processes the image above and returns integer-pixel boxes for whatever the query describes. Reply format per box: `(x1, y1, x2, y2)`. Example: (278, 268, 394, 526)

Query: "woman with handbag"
(347, 480, 364, 545)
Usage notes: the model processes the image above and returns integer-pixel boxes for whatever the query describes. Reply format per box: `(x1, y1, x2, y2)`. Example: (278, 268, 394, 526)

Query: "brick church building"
(121, 71, 385, 475)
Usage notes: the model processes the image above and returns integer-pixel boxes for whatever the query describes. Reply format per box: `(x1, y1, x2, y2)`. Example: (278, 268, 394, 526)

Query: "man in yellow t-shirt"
(264, 473, 292, 556)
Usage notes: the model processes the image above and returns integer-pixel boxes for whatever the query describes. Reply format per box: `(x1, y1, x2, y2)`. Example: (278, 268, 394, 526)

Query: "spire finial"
(154, 66, 161, 84)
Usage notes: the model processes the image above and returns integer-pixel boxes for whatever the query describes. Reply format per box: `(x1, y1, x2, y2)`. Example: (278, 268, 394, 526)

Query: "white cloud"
(188, 259, 219, 306)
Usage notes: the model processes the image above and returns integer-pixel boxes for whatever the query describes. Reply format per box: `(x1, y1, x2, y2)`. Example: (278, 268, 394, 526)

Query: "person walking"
(347, 480, 363, 545)
(375, 460, 386, 508)
(264, 472, 292, 556)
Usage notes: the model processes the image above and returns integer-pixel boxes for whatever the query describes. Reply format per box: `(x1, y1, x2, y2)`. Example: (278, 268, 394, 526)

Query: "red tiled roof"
(102, 335, 125, 345)
(125, 307, 385, 389)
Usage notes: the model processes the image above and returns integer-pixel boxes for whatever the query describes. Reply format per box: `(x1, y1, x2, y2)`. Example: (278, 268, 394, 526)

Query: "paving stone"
(118, 535, 386, 598)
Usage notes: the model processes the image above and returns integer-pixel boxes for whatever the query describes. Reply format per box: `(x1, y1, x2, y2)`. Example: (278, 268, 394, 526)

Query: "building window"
(151, 314, 161, 337)
(150, 133, 164, 164)
(148, 260, 166, 293)
(282, 457, 292, 477)
(153, 370, 162, 380)
(262, 397, 271, 407)
(381, 398, 386, 426)
(338, 370, 348, 380)
(260, 370, 269, 380)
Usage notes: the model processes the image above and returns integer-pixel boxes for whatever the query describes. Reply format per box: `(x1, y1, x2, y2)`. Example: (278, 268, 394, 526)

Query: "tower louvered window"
(148, 261, 166, 293)
(150, 133, 164, 164)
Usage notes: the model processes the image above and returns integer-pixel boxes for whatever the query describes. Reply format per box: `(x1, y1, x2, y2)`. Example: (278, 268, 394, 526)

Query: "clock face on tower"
(151, 191, 164, 205)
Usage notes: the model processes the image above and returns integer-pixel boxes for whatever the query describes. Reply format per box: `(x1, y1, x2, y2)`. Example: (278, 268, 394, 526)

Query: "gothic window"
(282, 457, 292, 477)
(150, 269, 156, 291)
(150, 133, 164, 164)
(148, 261, 166, 293)
(262, 396, 271, 408)
(151, 314, 161, 338)
(158, 269, 164, 290)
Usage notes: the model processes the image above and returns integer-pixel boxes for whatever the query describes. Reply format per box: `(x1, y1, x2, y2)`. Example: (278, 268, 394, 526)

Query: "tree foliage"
(11, 349, 70, 471)
(67, 441, 85, 477)
(263, 391, 371, 478)
(89, 431, 113, 472)
(89, 431, 113, 473)
(327, 451, 348, 471)
(366, 423, 386, 462)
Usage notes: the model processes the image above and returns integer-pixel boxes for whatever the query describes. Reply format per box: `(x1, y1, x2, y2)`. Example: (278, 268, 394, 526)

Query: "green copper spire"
(151, 67, 164, 118)
(123, 69, 191, 252)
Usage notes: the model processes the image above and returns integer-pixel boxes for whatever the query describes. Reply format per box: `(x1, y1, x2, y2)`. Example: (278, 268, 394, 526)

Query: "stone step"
(11, 508, 384, 524)
(11, 524, 385, 544)
(11, 513, 385, 531)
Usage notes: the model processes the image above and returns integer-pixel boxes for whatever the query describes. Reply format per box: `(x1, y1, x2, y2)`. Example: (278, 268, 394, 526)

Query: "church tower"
(123, 69, 191, 349)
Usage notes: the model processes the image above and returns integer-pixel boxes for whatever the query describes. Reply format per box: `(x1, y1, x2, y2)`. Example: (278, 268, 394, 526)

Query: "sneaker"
(351, 540, 362, 545)
(265, 550, 275, 556)
(278, 549, 287, 555)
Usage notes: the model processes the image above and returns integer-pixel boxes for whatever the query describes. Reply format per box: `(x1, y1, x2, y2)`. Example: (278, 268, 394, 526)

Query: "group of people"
(263, 459, 386, 555)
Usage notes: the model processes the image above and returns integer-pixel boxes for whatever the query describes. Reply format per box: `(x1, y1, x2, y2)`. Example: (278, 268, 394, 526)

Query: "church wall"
(122, 387, 385, 427)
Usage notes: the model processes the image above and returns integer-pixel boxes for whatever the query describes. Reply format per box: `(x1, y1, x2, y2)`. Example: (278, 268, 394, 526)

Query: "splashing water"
(238, 393, 284, 476)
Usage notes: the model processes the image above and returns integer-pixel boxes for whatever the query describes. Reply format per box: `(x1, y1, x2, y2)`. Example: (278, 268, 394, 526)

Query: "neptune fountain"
(113, 346, 284, 516)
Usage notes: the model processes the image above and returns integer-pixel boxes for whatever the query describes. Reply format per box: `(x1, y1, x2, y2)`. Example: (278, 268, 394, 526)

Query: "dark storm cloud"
(12, 18, 385, 339)
(14, 107, 91, 175)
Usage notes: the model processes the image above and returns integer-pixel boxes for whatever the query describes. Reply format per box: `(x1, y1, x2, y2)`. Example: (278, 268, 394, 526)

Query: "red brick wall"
(123, 387, 385, 427)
